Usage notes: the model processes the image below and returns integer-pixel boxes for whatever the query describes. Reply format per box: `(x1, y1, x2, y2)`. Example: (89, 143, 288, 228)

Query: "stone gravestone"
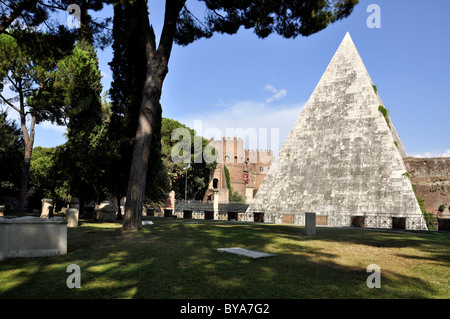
(0, 216, 67, 260)
(66, 208, 79, 227)
(95, 202, 118, 222)
(305, 212, 316, 236)
(40, 199, 54, 219)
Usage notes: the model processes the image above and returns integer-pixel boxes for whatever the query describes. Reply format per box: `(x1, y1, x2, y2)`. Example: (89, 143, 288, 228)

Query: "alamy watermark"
(67, 4, 81, 29)
(66, 264, 81, 288)
(170, 120, 279, 166)
(366, 264, 381, 288)
(367, 4, 381, 29)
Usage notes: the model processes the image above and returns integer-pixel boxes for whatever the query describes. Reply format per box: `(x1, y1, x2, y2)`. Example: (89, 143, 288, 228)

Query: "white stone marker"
(66, 208, 79, 227)
(217, 247, 274, 259)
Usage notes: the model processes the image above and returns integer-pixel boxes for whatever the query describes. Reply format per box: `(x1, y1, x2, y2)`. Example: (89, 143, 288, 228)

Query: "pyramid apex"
(342, 31, 352, 42)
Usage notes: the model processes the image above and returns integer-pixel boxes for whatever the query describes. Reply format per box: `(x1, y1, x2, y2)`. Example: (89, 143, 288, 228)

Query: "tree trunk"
(122, 0, 185, 230)
(17, 114, 36, 212)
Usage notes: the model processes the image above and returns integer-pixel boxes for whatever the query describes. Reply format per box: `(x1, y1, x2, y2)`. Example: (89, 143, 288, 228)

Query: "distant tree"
(122, 0, 359, 230)
(230, 190, 245, 203)
(0, 31, 74, 212)
(161, 118, 215, 201)
(29, 146, 56, 199)
(0, 112, 24, 201)
(53, 32, 108, 207)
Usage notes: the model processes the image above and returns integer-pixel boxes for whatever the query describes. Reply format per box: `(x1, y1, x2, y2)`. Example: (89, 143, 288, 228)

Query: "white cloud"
(411, 149, 450, 158)
(37, 121, 67, 134)
(264, 85, 287, 103)
(441, 149, 450, 157)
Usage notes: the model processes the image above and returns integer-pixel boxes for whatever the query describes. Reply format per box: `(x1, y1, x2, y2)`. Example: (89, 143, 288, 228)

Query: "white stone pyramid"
(245, 33, 427, 230)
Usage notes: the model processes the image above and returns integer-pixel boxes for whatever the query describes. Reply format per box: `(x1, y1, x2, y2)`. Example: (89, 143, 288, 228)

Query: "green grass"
(0, 218, 449, 299)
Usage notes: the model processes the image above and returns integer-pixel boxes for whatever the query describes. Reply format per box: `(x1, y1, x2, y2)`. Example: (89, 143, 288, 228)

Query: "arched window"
(213, 178, 218, 189)
(260, 166, 264, 172)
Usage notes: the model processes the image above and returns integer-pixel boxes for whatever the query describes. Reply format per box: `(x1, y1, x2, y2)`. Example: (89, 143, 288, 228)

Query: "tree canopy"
(0, 112, 24, 200)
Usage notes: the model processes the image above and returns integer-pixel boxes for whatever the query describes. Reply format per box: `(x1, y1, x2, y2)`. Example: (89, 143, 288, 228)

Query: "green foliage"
(223, 165, 245, 202)
(372, 84, 378, 95)
(412, 183, 437, 231)
(29, 146, 57, 199)
(394, 141, 398, 148)
(161, 118, 216, 201)
(378, 105, 391, 129)
(230, 190, 245, 203)
(0, 112, 24, 198)
(175, 0, 359, 45)
(438, 204, 445, 213)
(50, 23, 108, 205)
(0, 31, 75, 124)
(27, 146, 68, 210)
(378, 105, 388, 117)
(224, 165, 232, 191)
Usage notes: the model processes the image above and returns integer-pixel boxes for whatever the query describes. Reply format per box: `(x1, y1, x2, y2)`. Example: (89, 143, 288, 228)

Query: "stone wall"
(403, 157, 450, 216)
(205, 137, 273, 203)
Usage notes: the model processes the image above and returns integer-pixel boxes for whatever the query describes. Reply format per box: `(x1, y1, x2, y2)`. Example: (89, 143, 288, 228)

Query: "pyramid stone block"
(245, 33, 427, 230)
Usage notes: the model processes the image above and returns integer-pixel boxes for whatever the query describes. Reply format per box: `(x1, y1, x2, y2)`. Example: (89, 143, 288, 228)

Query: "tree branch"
(5, 73, 20, 92)
(0, 0, 38, 34)
(0, 92, 20, 113)
(183, 4, 208, 29)
(157, 0, 186, 63)
(36, 0, 64, 11)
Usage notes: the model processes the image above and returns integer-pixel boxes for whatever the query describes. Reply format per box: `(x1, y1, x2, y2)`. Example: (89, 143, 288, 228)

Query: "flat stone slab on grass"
(217, 247, 275, 259)
(142, 220, 154, 226)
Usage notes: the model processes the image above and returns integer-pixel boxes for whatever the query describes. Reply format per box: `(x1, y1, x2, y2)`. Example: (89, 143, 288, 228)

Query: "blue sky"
(7, 0, 450, 158)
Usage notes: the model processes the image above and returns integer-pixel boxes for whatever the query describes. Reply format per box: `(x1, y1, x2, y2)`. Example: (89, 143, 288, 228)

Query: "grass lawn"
(0, 217, 449, 299)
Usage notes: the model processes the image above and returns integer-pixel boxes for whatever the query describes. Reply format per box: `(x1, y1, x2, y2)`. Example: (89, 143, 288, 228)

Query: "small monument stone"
(66, 208, 79, 227)
(40, 198, 53, 219)
(95, 202, 117, 222)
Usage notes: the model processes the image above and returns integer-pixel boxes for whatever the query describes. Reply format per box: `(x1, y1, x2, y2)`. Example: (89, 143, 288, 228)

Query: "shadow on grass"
(0, 218, 448, 299)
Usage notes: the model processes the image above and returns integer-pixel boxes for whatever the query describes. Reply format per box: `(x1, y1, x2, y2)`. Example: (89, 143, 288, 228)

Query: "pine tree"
(107, 0, 166, 218)
(55, 7, 107, 207)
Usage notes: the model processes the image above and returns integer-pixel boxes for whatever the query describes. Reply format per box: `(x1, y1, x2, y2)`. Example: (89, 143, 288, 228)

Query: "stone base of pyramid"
(243, 211, 428, 231)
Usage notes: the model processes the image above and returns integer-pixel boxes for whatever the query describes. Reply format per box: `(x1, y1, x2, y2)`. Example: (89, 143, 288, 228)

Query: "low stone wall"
(0, 216, 67, 261)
